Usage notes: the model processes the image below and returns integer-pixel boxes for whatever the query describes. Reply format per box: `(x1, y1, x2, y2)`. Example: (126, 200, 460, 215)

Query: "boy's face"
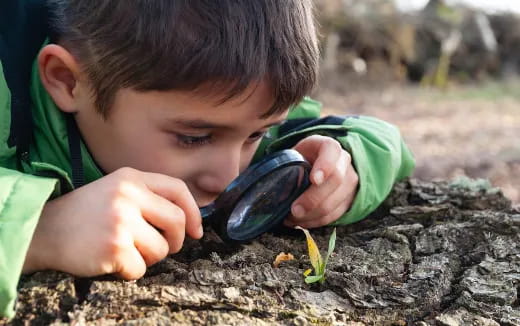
(75, 81, 287, 207)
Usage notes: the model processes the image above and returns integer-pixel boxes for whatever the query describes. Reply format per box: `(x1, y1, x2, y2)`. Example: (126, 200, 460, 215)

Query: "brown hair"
(47, 0, 320, 118)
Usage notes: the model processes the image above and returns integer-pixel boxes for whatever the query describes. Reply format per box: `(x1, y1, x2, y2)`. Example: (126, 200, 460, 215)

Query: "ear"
(38, 44, 83, 113)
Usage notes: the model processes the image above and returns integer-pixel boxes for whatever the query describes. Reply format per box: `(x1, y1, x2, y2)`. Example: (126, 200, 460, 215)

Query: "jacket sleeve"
(329, 115, 415, 225)
(256, 97, 416, 225)
(0, 168, 57, 319)
(0, 59, 58, 317)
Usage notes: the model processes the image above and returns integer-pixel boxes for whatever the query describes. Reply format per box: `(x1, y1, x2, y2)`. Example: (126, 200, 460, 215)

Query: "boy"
(0, 0, 415, 318)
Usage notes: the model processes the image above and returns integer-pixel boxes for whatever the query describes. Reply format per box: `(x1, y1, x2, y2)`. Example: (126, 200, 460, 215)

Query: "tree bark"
(4, 178, 519, 325)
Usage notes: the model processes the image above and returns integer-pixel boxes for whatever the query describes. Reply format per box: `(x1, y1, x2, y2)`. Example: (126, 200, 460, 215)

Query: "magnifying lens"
(200, 149, 311, 242)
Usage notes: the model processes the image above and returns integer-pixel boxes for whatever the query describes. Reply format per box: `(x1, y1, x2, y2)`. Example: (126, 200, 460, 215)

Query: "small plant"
(296, 226, 337, 284)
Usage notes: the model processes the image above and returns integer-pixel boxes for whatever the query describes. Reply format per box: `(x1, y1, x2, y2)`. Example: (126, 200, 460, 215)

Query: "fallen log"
(4, 178, 519, 325)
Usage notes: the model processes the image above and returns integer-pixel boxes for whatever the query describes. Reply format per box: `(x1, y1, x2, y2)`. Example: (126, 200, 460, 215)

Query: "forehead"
(111, 79, 291, 132)
(156, 81, 287, 123)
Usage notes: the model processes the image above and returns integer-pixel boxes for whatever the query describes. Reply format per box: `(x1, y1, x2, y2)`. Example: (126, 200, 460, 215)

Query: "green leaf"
(305, 275, 324, 284)
(323, 228, 337, 273)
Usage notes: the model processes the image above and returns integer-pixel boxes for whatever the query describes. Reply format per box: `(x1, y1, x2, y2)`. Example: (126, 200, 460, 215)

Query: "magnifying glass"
(200, 149, 311, 242)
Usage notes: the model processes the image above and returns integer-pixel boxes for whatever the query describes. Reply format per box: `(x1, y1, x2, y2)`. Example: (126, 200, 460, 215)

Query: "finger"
(136, 191, 188, 254)
(301, 160, 358, 222)
(291, 150, 348, 218)
(111, 177, 190, 251)
(124, 203, 171, 265)
(293, 135, 343, 186)
(140, 171, 203, 240)
(112, 230, 147, 280)
(296, 161, 357, 223)
(291, 203, 348, 229)
(290, 180, 347, 223)
(115, 248, 147, 280)
(290, 177, 341, 221)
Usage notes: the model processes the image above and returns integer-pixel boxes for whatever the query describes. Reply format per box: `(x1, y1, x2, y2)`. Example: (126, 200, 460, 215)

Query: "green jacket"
(0, 1, 415, 319)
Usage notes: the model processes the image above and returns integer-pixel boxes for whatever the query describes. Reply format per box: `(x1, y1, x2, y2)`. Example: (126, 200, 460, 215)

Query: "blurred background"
(312, 0, 520, 203)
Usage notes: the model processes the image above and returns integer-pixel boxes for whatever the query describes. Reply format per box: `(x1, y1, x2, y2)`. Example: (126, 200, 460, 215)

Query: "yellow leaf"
(273, 252, 295, 268)
(304, 269, 313, 277)
(295, 226, 323, 273)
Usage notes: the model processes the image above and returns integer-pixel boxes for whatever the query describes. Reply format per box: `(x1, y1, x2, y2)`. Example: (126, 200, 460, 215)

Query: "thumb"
(293, 135, 342, 186)
(292, 135, 330, 164)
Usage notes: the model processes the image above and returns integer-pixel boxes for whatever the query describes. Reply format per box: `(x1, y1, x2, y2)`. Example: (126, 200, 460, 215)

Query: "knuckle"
(174, 177, 188, 189)
(165, 175, 186, 190)
(121, 266, 146, 281)
(332, 167, 344, 182)
(105, 229, 131, 259)
(325, 137, 342, 151)
(331, 153, 351, 182)
(170, 246, 182, 255)
(175, 179, 191, 195)
(159, 242, 170, 259)
(113, 167, 138, 180)
(107, 178, 133, 199)
(344, 150, 352, 163)
(304, 194, 321, 212)
(171, 205, 187, 226)
(320, 201, 336, 217)
(99, 261, 117, 275)
(307, 134, 324, 142)
(148, 243, 169, 266)
(350, 169, 360, 186)
(132, 270, 147, 280)
(106, 198, 129, 224)
(169, 237, 185, 254)
(173, 216, 186, 235)
(165, 213, 186, 254)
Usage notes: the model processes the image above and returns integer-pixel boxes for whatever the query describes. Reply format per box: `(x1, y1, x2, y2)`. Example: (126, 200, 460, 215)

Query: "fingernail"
(292, 205, 306, 218)
(314, 170, 325, 185)
(198, 225, 204, 238)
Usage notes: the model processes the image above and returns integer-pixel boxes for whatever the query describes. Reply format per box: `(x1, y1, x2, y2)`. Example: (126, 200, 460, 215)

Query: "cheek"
(127, 136, 261, 181)
(118, 132, 183, 174)
(239, 144, 260, 173)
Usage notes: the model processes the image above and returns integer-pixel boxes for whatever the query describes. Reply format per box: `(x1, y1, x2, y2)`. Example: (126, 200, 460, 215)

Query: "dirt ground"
(5, 179, 519, 325)
(315, 79, 520, 204)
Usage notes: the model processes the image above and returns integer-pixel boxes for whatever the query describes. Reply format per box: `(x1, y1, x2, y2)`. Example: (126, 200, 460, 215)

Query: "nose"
(195, 148, 241, 200)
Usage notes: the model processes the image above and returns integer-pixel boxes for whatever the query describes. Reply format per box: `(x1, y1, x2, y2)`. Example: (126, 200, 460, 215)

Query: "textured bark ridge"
(4, 178, 520, 325)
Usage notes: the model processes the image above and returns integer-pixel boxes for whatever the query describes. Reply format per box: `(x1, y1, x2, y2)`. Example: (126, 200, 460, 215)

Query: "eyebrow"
(170, 118, 286, 130)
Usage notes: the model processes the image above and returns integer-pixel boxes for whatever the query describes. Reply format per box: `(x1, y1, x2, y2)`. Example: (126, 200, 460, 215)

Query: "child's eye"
(247, 131, 267, 143)
(175, 134, 212, 148)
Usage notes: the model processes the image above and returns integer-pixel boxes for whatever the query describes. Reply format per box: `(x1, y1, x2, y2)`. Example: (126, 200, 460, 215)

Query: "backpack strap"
(1, 1, 85, 188)
(0, 1, 49, 163)
(66, 114, 85, 188)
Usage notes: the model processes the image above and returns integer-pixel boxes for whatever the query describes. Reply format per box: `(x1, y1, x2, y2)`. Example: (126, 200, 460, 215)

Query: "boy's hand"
(23, 168, 202, 280)
(286, 135, 358, 229)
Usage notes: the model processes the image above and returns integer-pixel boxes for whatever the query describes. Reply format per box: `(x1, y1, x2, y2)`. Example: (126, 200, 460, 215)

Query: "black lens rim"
(225, 164, 310, 241)
(200, 149, 311, 242)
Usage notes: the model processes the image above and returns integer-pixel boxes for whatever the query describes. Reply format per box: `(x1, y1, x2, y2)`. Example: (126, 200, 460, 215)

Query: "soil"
(3, 178, 519, 325)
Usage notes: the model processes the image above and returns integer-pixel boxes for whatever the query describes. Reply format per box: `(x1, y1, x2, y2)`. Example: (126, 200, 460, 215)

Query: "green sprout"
(296, 227, 337, 284)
